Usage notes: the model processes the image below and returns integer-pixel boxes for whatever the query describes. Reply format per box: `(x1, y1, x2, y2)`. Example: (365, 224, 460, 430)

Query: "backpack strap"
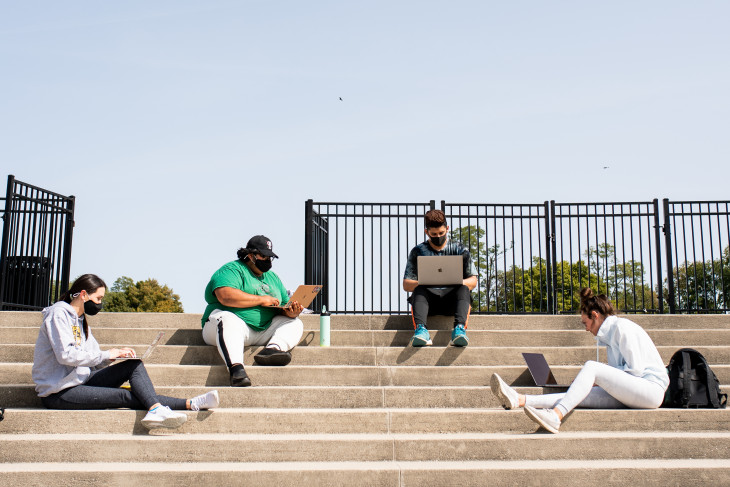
(681, 351, 692, 405)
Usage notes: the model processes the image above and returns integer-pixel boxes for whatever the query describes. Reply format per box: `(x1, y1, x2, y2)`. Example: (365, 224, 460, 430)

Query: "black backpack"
(664, 348, 727, 408)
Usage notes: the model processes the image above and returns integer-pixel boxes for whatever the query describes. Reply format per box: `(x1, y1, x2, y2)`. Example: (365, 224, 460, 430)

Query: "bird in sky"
(603, 166, 610, 170)
(339, 97, 343, 101)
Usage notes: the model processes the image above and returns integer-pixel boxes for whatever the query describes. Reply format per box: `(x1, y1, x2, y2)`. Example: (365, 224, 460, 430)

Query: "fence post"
(304, 199, 314, 286)
(548, 200, 557, 314)
(60, 195, 75, 297)
(321, 217, 329, 313)
(652, 199, 664, 313)
(662, 198, 676, 313)
(0, 175, 15, 309)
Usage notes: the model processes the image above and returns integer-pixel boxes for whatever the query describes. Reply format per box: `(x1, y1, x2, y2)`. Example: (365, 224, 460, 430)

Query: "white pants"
(525, 360, 666, 416)
(202, 309, 303, 368)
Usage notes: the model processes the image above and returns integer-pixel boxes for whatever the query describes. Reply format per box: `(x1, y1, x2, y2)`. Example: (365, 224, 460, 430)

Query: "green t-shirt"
(201, 260, 289, 331)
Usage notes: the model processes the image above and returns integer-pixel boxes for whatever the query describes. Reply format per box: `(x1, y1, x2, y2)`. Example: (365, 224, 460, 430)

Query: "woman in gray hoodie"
(32, 274, 219, 429)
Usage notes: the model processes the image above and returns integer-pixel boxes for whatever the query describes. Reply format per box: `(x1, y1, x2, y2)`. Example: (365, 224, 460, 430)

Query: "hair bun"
(579, 287, 594, 299)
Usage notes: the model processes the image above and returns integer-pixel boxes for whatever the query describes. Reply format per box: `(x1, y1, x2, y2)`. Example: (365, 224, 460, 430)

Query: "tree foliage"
(103, 276, 184, 313)
(669, 245, 730, 312)
(451, 225, 662, 313)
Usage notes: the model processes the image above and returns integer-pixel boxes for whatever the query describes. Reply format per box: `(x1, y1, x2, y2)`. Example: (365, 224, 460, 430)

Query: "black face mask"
(84, 299, 103, 316)
(252, 257, 272, 273)
(429, 235, 447, 247)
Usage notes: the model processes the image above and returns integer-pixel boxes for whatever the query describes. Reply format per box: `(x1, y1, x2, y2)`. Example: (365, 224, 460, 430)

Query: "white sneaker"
(190, 390, 220, 411)
(141, 406, 187, 429)
(524, 405, 561, 433)
(490, 373, 520, 410)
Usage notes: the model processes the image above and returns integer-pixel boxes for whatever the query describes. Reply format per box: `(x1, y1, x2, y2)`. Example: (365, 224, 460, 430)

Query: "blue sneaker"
(411, 324, 432, 347)
(450, 324, 469, 347)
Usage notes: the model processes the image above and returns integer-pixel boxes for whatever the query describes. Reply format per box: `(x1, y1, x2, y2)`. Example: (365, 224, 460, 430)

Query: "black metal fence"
(443, 202, 553, 314)
(305, 198, 729, 315)
(305, 200, 435, 313)
(0, 175, 75, 311)
(551, 200, 664, 314)
(663, 200, 729, 313)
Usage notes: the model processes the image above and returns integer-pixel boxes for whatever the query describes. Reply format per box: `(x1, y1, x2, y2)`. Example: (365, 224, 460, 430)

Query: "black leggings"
(41, 360, 187, 411)
(409, 285, 472, 328)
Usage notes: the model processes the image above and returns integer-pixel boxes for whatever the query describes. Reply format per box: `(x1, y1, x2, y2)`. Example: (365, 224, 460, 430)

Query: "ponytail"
(579, 287, 615, 317)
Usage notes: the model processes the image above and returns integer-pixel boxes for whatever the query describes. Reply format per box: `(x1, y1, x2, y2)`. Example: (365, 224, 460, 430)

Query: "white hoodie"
(595, 315, 670, 390)
(32, 301, 111, 397)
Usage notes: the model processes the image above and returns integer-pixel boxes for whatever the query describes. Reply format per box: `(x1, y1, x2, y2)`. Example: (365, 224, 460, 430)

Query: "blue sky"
(2, 1, 728, 312)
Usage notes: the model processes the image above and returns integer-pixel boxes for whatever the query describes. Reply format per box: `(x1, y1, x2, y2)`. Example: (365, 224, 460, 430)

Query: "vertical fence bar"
(543, 200, 552, 314)
(653, 199, 664, 313)
(304, 199, 313, 287)
(663, 199, 676, 313)
(0, 175, 15, 309)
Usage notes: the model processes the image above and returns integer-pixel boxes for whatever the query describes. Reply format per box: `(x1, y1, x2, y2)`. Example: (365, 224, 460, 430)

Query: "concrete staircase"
(1, 311, 729, 486)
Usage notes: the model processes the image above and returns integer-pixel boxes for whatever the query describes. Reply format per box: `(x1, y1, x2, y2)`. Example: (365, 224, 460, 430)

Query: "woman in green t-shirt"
(201, 236, 304, 387)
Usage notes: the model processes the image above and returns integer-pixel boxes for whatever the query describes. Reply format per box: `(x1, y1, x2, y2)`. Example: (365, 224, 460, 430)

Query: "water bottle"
(320, 305, 331, 347)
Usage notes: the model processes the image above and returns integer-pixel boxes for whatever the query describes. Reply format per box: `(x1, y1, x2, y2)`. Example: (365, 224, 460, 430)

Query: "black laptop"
(522, 352, 571, 389)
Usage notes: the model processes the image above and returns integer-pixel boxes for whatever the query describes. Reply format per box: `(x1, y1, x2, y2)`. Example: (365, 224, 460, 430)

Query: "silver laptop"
(417, 255, 463, 286)
(117, 331, 165, 361)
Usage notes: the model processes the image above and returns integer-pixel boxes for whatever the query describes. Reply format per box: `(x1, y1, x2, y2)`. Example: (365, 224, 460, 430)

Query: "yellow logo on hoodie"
(71, 324, 82, 347)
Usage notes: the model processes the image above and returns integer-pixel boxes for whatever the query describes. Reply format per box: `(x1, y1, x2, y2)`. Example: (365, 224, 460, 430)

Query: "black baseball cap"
(246, 235, 278, 258)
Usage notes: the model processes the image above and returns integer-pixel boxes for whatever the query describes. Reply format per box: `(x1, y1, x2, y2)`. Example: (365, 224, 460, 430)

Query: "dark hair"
(60, 274, 107, 337)
(425, 210, 447, 229)
(579, 287, 615, 317)
(237, 248, 253, 261)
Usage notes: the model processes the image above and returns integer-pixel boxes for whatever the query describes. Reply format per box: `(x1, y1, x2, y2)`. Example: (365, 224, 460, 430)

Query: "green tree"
(582, 244, 659, 312)
(103, 276, 184, 313)
(450, 225, 522, 312)
(669, 245, 730, 312)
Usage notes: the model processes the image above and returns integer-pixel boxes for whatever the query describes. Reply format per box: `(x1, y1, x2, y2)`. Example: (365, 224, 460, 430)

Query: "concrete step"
(2, 459, 729, 487)
(0, 381, 691, 410)
(6, 343, 730, 366)
(2, 431, 730, 463)
(2, 408, 730, 435)
(0, 383, 505, 409)
(5, 327, 729, 347)
(3, 311, 728, 331)
(4, 361, 730, 388)
(2, 309, 729, 486)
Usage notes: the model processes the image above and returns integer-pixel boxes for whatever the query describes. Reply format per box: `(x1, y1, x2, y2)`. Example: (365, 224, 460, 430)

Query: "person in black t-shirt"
(402, 210, 477, 347)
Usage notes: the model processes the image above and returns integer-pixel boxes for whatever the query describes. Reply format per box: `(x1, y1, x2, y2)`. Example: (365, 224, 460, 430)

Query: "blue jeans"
(41, 360, 186, 410)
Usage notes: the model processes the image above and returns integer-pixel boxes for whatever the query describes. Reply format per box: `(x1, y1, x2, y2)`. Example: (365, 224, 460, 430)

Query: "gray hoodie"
(32, 301, 111, 397)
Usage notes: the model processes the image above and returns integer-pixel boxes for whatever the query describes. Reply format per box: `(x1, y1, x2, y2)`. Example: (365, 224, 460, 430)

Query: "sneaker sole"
(411, 336, 432, 347)
(490, 374, 517, 410)
(230, 376, 252, 387)
(524, 406, 560, 434)
(253, 351, 292, 366)
(208, 390, 220, 409)
(450, 336, 469, 347)
(197, 391, 220, 410)
(141, 414, 187, 430)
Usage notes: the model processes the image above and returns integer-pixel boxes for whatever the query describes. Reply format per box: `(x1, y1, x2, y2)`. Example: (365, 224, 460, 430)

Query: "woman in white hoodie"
(32, 274, 219, 430)
(490, 287, 669, 433)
